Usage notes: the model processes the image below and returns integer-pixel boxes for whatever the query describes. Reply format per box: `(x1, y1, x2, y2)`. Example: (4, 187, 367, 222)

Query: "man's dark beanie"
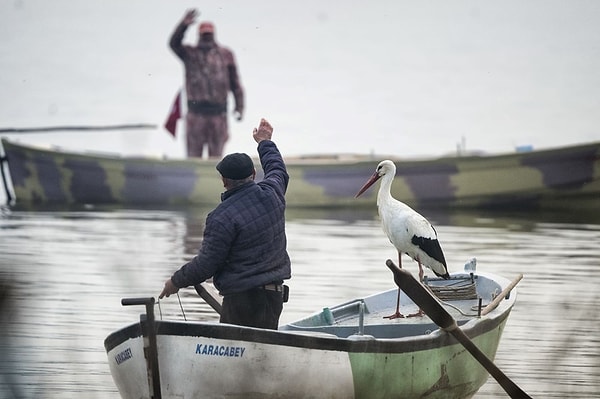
(216, 153, 254, 179)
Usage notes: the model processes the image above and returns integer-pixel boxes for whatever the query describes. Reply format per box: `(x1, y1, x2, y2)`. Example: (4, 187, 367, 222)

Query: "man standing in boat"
(169, 9, 245, 158)
(160, 118, 291, 330)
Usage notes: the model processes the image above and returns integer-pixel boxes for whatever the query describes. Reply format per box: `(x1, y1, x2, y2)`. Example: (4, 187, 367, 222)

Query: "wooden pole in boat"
(194, 283, 222, 314)
(385, 260, 532, 399)
(481, 274, 523, 316)
(121, 297, 162, 399)
(0, 123, 157, 133)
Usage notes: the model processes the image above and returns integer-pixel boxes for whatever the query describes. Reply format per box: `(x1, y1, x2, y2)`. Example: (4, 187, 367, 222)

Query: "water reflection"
(0, 204, 599, 398)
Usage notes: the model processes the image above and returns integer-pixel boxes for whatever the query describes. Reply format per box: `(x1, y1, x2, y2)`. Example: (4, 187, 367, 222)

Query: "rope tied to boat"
(155, 292, 187, 321)
(177, 292, 187, 321)
(425, 278, 478, 301)
(421, 275, 481, 318)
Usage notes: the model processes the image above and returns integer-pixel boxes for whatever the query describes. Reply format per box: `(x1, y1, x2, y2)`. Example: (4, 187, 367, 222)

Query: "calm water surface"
(1, 205, 599, 398)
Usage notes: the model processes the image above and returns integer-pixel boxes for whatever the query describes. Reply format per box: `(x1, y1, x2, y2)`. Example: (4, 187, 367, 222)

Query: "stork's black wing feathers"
(411, 235, 449, 278)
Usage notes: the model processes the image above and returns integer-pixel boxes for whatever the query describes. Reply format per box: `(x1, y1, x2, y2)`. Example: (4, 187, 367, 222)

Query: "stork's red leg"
(407, 257, 425, 317)
(385, 252, 405, 319)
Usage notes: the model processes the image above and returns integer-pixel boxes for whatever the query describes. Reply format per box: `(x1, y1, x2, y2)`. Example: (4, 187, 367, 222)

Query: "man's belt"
(187, 100, 226, 115)
(260, 283, 283, 292)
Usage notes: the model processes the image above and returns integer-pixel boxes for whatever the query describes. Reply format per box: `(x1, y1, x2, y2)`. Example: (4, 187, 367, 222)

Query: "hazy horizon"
(1, 0, 599, 159)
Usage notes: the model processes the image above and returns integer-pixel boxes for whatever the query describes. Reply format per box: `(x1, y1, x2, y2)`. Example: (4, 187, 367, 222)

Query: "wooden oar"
(194, 282, 222, 315)
(481, 273, 523, 316)
(385, 259, 532, 399)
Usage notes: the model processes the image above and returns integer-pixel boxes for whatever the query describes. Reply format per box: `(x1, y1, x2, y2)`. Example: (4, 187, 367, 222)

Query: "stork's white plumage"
(356, 160, 449, 318)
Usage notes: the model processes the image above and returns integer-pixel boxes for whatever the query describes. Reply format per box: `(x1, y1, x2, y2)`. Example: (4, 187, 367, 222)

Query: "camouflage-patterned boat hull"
(1, 138, 599, 209)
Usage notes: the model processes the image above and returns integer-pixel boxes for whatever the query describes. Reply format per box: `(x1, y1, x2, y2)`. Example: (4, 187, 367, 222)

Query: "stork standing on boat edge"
(356, 160, 449, 318)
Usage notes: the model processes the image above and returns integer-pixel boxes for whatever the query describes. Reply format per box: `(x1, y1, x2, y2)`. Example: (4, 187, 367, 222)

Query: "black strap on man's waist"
(261, 284, 283, 292)
(259, 282, 289, 302)
(187, 100, 226, 115)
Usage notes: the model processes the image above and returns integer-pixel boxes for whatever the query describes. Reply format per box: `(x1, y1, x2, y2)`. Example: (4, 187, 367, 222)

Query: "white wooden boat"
(104, 261, 524, 398)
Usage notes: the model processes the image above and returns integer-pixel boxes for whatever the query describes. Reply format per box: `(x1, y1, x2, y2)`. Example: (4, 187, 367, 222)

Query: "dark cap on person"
(216, 153, 254, 179)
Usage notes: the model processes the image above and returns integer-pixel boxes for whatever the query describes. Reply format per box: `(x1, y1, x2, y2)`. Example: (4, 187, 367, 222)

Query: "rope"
(156, 293, 187, 321)
(177, 292, 187, 321)
(426, 279, 478, 301)
(425, 277, 480, 317)
(439, 299, 479, 317)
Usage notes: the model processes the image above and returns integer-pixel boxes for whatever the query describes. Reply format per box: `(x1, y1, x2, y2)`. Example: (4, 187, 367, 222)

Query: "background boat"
(2, 138, 599, 209)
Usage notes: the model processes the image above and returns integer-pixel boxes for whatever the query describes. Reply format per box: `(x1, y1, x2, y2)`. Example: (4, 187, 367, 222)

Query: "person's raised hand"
(182, 9, 198, 26)
(253, 118, 273, 143)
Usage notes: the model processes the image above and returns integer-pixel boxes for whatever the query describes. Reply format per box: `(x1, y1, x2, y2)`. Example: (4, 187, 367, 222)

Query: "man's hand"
(234, 110, 243, 121)
(182, 9, 198, 26)
(253, 118, 273, 143)
(159, 278, 180, 299)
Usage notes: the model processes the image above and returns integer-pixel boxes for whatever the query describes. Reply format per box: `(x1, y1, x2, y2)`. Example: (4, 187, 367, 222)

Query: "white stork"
(356, 160, 449, 318)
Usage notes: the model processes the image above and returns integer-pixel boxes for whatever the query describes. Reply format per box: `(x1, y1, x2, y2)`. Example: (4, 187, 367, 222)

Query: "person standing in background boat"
(160, 118, 291, 330)
(169, 9, 245, 158)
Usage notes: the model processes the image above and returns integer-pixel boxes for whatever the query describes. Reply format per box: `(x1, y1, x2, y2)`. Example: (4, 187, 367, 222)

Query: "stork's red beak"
(355, 172, 381, 198)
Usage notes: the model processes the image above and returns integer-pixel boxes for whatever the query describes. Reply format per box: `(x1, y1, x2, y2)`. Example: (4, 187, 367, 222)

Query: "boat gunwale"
(105, 309, 511, 356)
(3, 137, 599, 168)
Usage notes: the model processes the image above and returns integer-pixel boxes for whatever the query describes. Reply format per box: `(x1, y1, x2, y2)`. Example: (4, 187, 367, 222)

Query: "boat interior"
(280, 272, 504, 340)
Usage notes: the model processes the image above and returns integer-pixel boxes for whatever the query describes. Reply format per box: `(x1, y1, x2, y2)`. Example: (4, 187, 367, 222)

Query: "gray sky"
(1, 0, 599, 158)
